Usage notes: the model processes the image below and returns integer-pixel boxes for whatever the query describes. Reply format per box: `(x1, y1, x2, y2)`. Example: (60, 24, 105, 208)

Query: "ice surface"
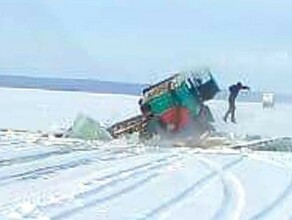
(67, 114, 112, 141)
(1, 87, 291, 138)
(209, 100, 292, 138)
(0, 88, 292, 219)
(0, 88, 140, 132)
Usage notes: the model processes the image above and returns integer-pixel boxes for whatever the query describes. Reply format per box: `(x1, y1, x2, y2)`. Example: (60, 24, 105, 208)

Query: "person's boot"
(231, 118, 236, 123)
(223, 113, 228, 122)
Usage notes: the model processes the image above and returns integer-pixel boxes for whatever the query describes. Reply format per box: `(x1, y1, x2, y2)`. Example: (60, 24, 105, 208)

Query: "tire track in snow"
(0, 147, 114, 172)
(197, 156, 245, 220)
(0, 149, 145, 213)
(0, 149, 72, 168)
(0, 158, 93, 186)
(74, 155, 180, 199)
(246, 154, 292, 220)
(46, 154, 180, 220)
(53, 174, 158, 220)
(139, 156, 244, 220)
(0, 140, 105, 168)
(250, 177, 292, 220)
(0, 148, 138, 186)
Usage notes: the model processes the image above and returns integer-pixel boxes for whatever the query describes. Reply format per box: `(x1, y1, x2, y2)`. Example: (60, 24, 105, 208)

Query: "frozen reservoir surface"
(0, 87, 292, 220)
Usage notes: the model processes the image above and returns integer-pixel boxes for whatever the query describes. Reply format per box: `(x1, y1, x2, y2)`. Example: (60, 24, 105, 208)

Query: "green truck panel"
(147, 82, 201, 117)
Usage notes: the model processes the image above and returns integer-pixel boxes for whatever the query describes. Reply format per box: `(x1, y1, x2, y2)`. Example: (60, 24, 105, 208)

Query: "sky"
(0, 0, 291, 93)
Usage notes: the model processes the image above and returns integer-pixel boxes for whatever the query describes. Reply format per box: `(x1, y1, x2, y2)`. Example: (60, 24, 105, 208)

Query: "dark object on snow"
(224, 82, 250, 123)
(108, 69, 220, 142)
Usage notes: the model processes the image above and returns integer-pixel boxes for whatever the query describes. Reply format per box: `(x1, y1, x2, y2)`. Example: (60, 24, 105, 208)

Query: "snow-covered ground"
(0, 88, 140, 132)
(0, 88, 292, 220)
(209, 100, 292, 138)
(1, 87, 291, 137)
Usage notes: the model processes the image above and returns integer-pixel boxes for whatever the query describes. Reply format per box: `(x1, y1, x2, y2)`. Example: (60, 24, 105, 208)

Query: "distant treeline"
(0, 75, 291, 103)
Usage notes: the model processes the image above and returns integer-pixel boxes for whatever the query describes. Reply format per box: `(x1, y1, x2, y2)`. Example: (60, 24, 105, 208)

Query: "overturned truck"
(107, 69, 220, 143)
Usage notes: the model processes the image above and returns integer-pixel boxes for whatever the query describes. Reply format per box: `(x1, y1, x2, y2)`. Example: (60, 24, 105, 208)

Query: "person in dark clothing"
(139, 98, 151, 116)
(223, 82, 250, 123)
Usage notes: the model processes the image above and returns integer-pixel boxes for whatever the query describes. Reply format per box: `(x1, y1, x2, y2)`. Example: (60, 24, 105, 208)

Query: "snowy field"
(0, 88, 140, 132)
(0, 88, 292, 220)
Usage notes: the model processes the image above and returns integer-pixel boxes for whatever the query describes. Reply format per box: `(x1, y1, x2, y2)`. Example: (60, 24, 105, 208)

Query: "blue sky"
(0, 0, 291, 93)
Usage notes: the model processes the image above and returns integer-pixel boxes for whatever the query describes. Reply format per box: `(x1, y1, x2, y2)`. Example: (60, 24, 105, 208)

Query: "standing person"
(223, 82, 250, 123)
(139, 98, 151, 116)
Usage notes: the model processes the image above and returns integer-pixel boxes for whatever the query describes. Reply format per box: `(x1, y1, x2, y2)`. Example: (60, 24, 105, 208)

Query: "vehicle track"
(0, 147, 140, 186)
(0, 148, 72, 168)
(0, 149, 154, 215)
(197, 156, 245, 220)
(53, 174, 158, 220)
(250, 177, 292, 220)
(44, 154, 180, 220)
(139, 155, 244, 220)
(245, 154, 292, 220)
